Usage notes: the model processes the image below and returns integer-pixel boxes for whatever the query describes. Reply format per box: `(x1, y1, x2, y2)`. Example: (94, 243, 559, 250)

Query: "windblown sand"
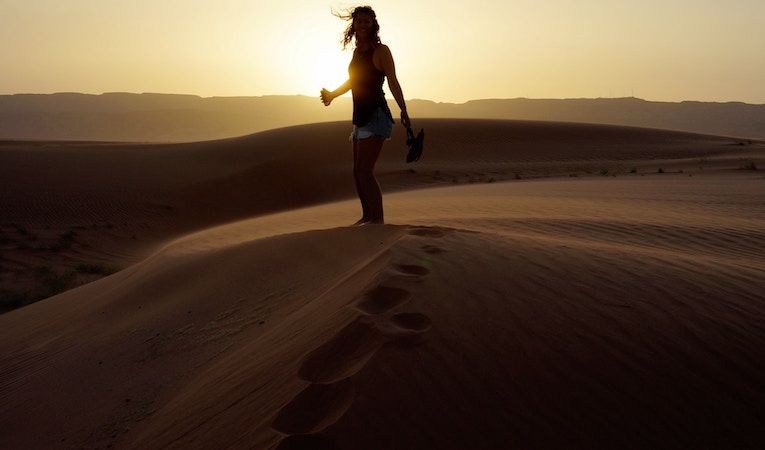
(1, 120, 764, 449)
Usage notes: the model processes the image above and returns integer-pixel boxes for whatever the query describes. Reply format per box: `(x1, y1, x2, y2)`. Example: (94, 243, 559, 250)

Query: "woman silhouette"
(320, 6, 410, 225)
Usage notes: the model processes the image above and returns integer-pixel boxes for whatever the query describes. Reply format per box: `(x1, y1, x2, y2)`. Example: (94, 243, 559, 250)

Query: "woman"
(320, 6, 410, 225)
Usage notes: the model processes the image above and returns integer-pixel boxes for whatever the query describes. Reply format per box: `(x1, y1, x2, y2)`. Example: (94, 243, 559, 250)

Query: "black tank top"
(348, 44, 395, 126)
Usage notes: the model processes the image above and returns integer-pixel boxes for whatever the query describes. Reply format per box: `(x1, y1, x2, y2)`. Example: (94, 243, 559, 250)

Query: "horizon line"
(1, 92, 764, 106)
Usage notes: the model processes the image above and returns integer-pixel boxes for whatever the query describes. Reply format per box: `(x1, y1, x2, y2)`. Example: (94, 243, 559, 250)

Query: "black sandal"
(405, 126, 425, 163)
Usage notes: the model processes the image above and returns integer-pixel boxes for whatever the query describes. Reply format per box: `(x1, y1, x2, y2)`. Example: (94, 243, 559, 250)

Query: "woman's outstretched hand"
(320, 88, 333, 106)
(400, 109, 411, 129)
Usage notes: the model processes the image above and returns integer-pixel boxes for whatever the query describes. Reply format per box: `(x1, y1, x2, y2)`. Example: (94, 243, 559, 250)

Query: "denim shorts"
(349, 107, 394, 141)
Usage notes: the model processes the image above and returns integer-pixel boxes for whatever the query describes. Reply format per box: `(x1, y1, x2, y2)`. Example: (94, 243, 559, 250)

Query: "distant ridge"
(1, 93, 763, 142)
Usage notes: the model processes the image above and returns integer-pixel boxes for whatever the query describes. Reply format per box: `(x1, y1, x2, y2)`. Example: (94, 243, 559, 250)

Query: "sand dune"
(1, 120, 764, 448)
(2, 119, 761, 310)
(1, 170, 764, 448)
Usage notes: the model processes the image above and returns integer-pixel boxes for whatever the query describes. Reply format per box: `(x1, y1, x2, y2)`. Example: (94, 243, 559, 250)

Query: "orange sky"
(1, 0, 764, 103)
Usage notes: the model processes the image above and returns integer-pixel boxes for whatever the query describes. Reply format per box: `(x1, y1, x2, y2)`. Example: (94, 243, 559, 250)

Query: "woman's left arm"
(378, 45, 410, 128)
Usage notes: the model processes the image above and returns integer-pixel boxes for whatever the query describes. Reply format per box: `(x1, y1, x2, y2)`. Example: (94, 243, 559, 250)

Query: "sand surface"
(1, 119, 760, 309)
(1, 119, 764, 449)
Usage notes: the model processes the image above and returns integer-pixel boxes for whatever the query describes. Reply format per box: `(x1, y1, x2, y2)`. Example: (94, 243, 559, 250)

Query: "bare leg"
(355, 136, 385, 224)
(352, 139, 370, 225)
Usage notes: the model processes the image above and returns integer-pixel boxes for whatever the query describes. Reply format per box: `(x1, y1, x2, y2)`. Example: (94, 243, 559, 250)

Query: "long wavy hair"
(333, 5, 381, 50)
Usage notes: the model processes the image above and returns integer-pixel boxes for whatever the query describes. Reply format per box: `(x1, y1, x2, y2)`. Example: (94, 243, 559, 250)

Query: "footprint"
(394, 264, 430, 276)
(274, 434, 338, 450)
(391, 313, 432, 332)
(298, 318, 387, 384)
(376, 313, 432, 346)
(421, 245, 445, 254)
(408, 227, 445, 237)
(271, 379, 354, 435)
(355, 285, 411, 315)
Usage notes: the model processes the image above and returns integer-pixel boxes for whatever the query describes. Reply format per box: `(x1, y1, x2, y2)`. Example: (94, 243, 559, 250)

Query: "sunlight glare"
(274, 21, 351, 97)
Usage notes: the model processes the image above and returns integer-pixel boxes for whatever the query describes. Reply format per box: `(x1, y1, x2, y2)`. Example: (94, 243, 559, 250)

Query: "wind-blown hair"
(333, 5, 381, 50)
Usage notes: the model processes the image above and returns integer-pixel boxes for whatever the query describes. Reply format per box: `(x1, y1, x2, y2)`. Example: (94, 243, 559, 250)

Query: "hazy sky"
(2, 0, 764, 103)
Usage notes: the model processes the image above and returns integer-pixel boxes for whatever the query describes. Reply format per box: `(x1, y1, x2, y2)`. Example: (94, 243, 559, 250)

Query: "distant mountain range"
(1, 93, 763, 142)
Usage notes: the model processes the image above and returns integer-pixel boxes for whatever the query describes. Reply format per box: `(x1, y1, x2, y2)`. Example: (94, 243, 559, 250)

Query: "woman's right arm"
(321, 79, 351, 106)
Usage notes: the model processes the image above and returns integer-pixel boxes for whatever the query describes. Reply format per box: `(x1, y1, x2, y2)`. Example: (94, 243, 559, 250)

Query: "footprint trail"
(272, 226, 445, 448)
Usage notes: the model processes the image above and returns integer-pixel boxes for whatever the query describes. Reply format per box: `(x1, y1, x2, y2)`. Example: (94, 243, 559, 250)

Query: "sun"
(273, 24, 352, 97)
(306, 47, 351, 95)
